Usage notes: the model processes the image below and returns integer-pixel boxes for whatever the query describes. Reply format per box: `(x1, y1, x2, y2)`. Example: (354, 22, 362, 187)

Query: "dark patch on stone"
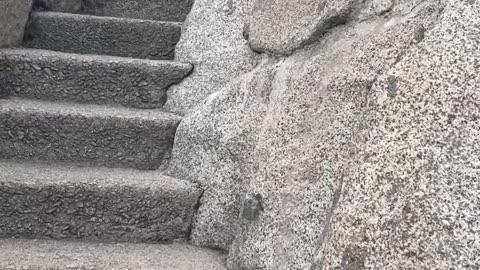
(32, 0, 49, 11)
(242, 22, 250, 41)
(413, 24, 426, 44)
(387, 76, 398, 97)
(241, 193, 264, 221)
(341, 245, 367, 270)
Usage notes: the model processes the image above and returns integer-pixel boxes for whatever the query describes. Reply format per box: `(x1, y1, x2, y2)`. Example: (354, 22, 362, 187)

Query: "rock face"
(169, 0, 480, 268)
(169, 59, 281, 249)
(0, 0, 31, 48)
(321, 1, 480, 269)
(248, 0, 355, 55)
(163, 0, 258, 115)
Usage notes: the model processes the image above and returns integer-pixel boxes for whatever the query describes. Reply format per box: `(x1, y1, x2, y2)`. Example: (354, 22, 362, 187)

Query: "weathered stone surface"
(163, 0, 258, 115)
(169, 0, 479, 268)
(0, 98, 182, 170)
(168, 59, 282, 249)
(0, 238, 226, 270)
(248, 0, 355, 55)
(321, 1, 480, 269)
(0, 160, 201, 242)
(230, 4, 446, 264)
(0, 49, 192, 108)
(373, 0, 395, 15)
(0, 0, 31, 48)
(24, 12, 182, 60)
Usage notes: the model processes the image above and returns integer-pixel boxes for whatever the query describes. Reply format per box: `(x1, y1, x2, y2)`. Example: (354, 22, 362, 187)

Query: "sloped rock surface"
(248, 0, 355, 55)
(163, 0, 258, 115)
(321, 1, 480, 269)
(169, 60, 281, 249)
(169, 0, 479, 269)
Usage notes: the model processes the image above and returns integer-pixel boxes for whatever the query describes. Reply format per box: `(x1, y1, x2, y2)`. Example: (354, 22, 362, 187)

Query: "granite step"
(0, 98, 183, 170)
(33, 0, 194, 22)
(0, 238, 226, 270)
(0, 49, 192, 108)
(0, 160, 201, 242)
(24, 12, 182, 60)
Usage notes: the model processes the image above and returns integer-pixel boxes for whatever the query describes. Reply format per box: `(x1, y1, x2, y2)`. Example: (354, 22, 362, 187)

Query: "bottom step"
(0, 161, 201, 242)
(0, 238, 226, 269)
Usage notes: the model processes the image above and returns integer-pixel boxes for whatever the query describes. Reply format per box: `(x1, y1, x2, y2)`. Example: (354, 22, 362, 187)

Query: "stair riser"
(0, 180, 200, 242)
(0, 50, 192, 108)
(0, 110, 180, 170)
(34, 0, 194, 22)
(24, 12, 182, 60)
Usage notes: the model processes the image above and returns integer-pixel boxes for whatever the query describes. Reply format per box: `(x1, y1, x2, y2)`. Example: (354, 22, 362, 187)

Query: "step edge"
(0, 98, 184, 122)
(31, 11, 184, 27)
(0, 160, 197, 192)
(0, 48, 193, 68)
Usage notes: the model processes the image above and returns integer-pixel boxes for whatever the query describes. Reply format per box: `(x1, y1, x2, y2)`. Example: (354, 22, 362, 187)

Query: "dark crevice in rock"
(187, 189, 204, 241)
(297, 10, 353, 56)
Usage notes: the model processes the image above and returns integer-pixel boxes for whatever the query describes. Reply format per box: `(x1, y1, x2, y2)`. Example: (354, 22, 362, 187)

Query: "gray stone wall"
(169, 0, 480, 269)
(0, 0, 31, 48)
(163, 0, 259, 115)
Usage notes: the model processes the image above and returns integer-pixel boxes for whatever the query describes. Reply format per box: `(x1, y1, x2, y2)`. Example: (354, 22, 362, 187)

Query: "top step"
(34, 0, 195, 22)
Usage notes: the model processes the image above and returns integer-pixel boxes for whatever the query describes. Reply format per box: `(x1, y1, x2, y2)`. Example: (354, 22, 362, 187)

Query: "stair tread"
(24, 12, 182, 60)
(50, 0, 194, 22)
(0, 48, 192, 108)
(32, 11, 183, 27)
(0, 160, 201, 242)
(1, 48, 190, 67)
(0, 98, 183, 122)
(0, 160, 188, 189)
(0, 238, 226, 269)
(0, 98, 182, 169)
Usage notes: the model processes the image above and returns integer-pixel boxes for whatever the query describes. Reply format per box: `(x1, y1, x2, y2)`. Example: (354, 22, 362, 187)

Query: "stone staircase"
(0, 1, 226, 269)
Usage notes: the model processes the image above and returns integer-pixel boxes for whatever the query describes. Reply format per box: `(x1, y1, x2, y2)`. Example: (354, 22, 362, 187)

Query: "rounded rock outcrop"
(248, 0, 355, 55)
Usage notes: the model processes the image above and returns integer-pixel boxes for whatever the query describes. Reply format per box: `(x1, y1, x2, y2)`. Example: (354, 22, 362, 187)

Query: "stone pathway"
(0, 0, 226, 268)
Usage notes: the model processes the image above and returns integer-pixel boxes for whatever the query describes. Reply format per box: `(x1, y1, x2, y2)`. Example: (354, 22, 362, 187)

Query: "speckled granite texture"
(321, 1, 480, 269)
(168, 0, 480, 268)
(163, 0, 258, 115)
(248, 0, 355, 55)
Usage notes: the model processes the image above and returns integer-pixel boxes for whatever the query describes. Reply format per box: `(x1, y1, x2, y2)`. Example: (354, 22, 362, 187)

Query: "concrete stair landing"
(0, 238, 226, 270)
